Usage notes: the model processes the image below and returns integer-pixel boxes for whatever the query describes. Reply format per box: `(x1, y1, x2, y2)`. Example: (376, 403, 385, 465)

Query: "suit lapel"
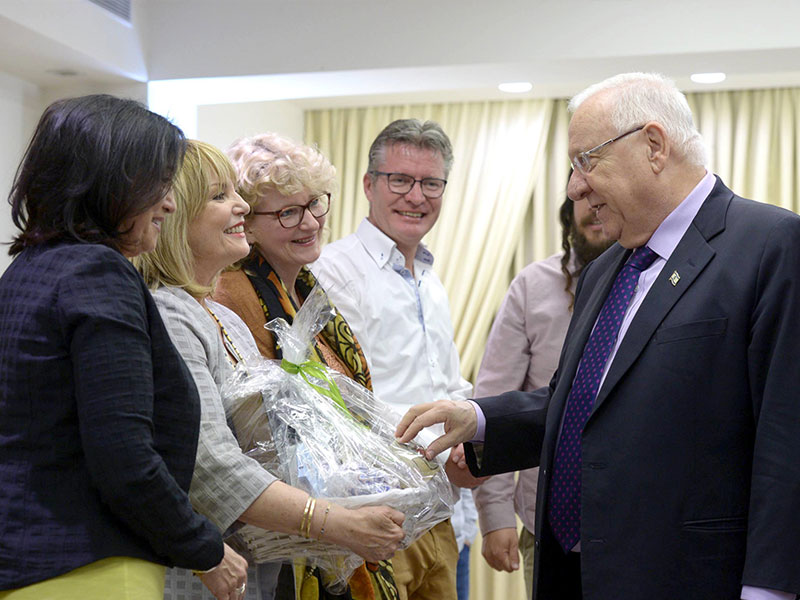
(591, 179, 731, 414)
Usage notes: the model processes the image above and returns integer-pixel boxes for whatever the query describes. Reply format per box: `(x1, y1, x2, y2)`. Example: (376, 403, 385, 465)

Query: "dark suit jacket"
(0, 242, 223, 589)
(466, 178, 800, 600)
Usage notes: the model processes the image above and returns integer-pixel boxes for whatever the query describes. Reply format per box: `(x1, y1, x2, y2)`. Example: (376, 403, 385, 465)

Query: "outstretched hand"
(394, 399, 477, 460)
(331, 505, 406, 563)
(445, 444, 490, 488)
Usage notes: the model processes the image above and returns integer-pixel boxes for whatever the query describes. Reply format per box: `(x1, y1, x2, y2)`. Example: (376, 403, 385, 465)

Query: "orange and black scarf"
(243, 255, 372, 391)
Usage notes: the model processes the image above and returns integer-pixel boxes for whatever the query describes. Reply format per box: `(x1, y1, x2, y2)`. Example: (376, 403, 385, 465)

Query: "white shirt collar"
(355, 218, 435, 271)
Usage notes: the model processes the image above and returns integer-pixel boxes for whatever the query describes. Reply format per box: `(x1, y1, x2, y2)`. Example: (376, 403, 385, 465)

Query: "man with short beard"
(472, 194, 611, 597)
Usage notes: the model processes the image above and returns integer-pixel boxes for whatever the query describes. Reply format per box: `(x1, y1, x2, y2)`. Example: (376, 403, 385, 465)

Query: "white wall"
(0, 83, 296, 274)
(0, 72, 42, 273)
(197, 100, 305, 149)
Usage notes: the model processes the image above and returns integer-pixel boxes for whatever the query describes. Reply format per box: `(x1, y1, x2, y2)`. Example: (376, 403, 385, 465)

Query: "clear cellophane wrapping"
(220, 285, 456, 593)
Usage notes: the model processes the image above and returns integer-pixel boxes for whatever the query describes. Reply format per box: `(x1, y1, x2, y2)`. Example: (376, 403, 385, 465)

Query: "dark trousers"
(537, 520, 582, 600)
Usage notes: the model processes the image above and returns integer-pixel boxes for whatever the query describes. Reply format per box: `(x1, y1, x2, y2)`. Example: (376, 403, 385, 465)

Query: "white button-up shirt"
(312, 218, 473, 418)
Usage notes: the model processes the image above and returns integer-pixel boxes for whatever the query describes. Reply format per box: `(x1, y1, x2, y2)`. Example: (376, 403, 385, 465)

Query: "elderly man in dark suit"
(396, 72, 800, 600)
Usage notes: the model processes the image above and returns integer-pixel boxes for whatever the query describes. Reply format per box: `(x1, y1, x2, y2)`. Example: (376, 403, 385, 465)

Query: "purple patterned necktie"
(548, 245, 658, 552)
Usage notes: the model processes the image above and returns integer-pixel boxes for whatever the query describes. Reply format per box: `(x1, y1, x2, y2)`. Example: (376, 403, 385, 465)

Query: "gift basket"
(221, 285, 457, 592)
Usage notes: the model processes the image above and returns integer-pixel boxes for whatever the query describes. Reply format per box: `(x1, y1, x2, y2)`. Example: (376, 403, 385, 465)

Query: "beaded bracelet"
(317, 503, 332, 540)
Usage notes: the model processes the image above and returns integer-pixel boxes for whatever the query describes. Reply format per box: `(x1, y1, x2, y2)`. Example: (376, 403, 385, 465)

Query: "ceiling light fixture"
(498, 81, 533, 93)
(46, 68, 80, 77)
(690, 72, 726, 84)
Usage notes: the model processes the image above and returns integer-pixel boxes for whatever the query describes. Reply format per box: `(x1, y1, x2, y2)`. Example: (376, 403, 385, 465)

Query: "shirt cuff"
(467, 400, 486, 442)
(740, 585, 796, 600)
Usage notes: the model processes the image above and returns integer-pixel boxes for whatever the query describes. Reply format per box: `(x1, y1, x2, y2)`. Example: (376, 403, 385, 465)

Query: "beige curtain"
(687, 87, 800, 212)
(304, 87, 800, 600)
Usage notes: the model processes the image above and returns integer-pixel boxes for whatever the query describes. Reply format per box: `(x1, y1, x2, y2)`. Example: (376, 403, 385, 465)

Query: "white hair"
(568, 72, 707, 167)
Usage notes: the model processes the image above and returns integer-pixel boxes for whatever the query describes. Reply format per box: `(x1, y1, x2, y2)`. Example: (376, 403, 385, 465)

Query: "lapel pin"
(669, 270, 680, 286)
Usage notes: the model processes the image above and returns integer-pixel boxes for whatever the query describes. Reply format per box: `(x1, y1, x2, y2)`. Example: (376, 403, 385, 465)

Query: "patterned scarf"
(242, 255, 372, 391)
(242, 255, 394, 600)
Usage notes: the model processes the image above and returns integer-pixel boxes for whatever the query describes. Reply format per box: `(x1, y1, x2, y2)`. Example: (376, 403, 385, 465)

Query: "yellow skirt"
(0, 556, 165, 600)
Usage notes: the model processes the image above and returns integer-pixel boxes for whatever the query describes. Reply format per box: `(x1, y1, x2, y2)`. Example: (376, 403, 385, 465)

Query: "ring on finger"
(237, 582, 246, 595)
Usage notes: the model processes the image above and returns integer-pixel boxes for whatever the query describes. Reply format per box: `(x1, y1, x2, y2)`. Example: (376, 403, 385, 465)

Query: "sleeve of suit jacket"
(462, 259, 593, 480)
(464, 385, 551, 477)
(741, 214, 800, 592)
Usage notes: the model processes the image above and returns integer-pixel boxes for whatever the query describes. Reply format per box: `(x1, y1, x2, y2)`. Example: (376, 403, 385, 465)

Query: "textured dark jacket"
(0, 242, 223, 589)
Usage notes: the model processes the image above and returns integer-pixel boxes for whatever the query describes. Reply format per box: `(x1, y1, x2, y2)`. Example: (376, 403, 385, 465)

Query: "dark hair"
(8, 94, 186, 255)
(559, 195, 578, 310)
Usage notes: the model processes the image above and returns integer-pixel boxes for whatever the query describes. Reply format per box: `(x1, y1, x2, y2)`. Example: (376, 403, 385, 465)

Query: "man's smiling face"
(364, 143, 445, 257)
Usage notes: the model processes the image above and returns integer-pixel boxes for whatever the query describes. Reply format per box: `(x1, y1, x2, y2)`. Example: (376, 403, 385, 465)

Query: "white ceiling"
(3, 0, 800, 107)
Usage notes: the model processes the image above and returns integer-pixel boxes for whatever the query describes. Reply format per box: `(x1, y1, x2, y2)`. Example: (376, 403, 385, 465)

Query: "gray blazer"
(154, 286, 281, 600)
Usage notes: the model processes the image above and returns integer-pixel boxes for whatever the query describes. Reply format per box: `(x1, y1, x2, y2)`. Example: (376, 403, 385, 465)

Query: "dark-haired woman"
(0, 95, 246, 600)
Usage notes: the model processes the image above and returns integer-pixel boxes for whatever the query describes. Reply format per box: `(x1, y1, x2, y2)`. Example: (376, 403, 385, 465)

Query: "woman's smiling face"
(186, 174, 251, 286)
(119, 188, 176, 257)
(246, 187, 327, 277)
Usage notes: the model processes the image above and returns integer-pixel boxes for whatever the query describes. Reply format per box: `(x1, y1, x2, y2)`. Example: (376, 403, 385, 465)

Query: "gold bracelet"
(299, 496, 314, 538)
(304, 498, 317, 539)
(317, 503, 332, 540)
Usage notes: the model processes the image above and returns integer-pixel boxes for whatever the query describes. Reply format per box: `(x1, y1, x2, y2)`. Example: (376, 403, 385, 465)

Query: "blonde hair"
(134, 140, 237, 297)
(226, 132, 337, 208)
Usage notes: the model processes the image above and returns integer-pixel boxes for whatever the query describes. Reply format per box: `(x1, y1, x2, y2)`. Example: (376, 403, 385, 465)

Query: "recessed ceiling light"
(498, 81, 533, 93)
(690, 72, 726, 84)
(46, 68, 80, 77)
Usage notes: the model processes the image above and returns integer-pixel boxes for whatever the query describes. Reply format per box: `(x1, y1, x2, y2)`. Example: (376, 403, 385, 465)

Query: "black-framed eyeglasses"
(251, 193, 331, 228)
(570, 125, 645, 174)
(369, 171, 448, 199)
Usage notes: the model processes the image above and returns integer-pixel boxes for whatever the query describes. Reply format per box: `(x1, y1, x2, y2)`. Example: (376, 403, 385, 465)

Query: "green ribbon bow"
(280, 358, 358, 422)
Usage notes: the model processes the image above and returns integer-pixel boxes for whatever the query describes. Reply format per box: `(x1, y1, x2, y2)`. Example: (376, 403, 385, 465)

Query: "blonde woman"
(135, 140, 405, 600)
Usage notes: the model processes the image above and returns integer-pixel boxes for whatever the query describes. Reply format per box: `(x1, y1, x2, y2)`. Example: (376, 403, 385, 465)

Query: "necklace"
(204, 303, 245, 366)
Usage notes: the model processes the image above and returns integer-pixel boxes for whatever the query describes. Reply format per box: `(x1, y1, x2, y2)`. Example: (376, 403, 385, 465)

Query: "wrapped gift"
(221, 286, 456, 592)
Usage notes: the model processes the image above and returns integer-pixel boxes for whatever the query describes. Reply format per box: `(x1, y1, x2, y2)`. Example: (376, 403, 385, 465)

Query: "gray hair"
(367, 119, 454, 177)
(568, 72, 707, 167)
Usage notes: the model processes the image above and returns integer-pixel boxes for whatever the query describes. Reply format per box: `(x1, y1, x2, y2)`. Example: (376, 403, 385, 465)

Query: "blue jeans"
(456, 544, 470, 600)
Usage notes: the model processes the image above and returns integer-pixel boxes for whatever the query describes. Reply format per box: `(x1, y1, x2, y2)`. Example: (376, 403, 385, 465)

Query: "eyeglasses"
(570, 125, 645, 174)
(251, 193, 331, 228)
(369, 171, 448, 199)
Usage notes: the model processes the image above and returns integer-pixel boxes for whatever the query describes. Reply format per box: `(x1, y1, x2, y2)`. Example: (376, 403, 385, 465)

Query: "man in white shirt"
(312, 119, 475, 600)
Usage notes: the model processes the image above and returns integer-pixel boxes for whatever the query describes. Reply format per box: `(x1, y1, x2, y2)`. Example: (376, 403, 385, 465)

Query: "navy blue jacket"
(467, 179, 800, 599)
(0, 242, 223, 589)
